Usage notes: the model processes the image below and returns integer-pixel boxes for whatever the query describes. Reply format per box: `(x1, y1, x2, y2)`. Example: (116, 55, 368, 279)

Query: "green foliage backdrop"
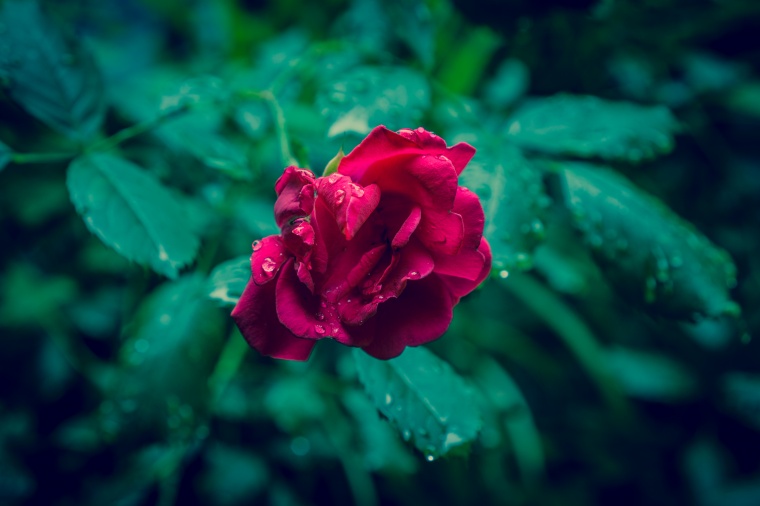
(1, 0, 759, 504)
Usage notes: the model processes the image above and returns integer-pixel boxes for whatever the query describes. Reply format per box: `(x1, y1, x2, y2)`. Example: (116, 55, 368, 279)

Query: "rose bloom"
(232, 126, 491, 360)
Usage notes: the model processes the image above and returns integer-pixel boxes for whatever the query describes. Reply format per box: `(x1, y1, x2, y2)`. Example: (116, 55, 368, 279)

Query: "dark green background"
(1, 0, 759, 505)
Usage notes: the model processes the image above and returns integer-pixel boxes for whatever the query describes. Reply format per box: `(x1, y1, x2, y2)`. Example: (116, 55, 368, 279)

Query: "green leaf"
(458, 141, 550, 272)
(473, 358, 544, 483)
(321, 147, 344, 177)
(0, 141, 11, 171)
(342, 388, 418, 474)
(67, 154, 200, 278)
(559, 163, 738, 318)
(112, 275, 225, 437)
(353, 347, 481, 460)
(483, 58, 530, 110)
(506, 94, 678, 162)
(208, 256, 250, 307)
(317, 66, 431, 138)
(606, 346, 696, 401)
(0, 0, 105, 139)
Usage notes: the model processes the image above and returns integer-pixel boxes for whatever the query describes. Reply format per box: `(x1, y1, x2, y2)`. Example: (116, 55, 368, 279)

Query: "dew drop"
(331, 325, 340, 335)
(425, 454, 436, 462)
(262, 258, 276, 272)
(408, 271, 420, 279)
(252, 240, 262, 251)
(499, 270, 509, 279)
(293, 226, 304, 235)
(385, 393, 392, 405)
(335, 189, 345, 204)
(346, 298, 352, 303)
(350, 183, 365, 197)
(327, 173, 341, 184)
(314, 324, 325, 334)
(402, 429, 411, 441)
(320, 300, 327, 308)
(315, 312, 325, 321)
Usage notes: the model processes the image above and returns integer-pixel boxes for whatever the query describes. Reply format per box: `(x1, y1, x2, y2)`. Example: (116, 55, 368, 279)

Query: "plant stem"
(504, 273, 633, 419)
(260, 90, 299, 168)
(208, 329, 249, 408)
(11, 151, 78, 164)
(89, 104, 192, 153)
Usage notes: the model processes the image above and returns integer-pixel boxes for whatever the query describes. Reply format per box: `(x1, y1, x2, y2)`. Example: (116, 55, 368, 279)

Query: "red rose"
(232, 126, 492, 360)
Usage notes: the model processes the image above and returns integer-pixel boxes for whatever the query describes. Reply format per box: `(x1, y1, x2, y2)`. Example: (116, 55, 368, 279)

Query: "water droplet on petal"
(314, 324, 325, 334)
(327, 173, 341, 184)
(252, 240, 262, 251)
(293, 226, 304, 235)
(331, 325, 340, 335)
(350, 183, 365, 197)
(262, 258, 276, 272)
(335, 189, 345, 204)
(320, 300, 327, 308)
(408, 271, 420, 279)
(315, 312, 325, 321)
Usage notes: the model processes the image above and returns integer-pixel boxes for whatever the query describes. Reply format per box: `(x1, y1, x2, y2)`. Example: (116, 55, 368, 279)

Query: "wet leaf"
(208, 256, 250, 307)
(354, 347, 481, 459)
(506, 94, 678, 163)
(458, 141, 550, 272)
(0, 0, 105, 139)
(317, 66, 430, 138)
(67, 154, 201, 278)
(559, 163, 738, 318)
(111, 275, 224, 438)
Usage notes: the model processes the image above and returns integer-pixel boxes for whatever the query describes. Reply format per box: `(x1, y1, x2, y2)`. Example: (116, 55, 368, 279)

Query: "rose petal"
(454, 187, 485, 250)
(392, 206, 421, 249)
(397, 127, 476, 176)
(275, 259, 369, 346)
(316, 175, 381, 240)
(251, 236, 289, 285)
(417, 209, 465, 255)
(232, 275, 315, 361)
(340, 128, 459, 211)
(274, 166, 316, 228)
(360, 275, 454, 359)
(437, 237, 492, 299)
(433, 247, 486, 281)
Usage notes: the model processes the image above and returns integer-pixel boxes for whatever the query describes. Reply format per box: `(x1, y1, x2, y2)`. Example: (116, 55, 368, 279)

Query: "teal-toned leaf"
(723, 373, 760, 430)
(67, 154, 200, 278)
(354, 347, 481, 459)
(458, 141, 550, 272)
(0, 263, 77, 328)
(342, 388, 417, 474)
(0, 141, 11, 171)
(484, 59, 530, 110)
(473, 358, 544, 483)
(317, 66, 431, 138)
(606, 346, 696, 401)
(559, 163, 738, 318)
(111, 71, 251, 180)
(506, 94, 678, 162)
(322, 147, 344, 177)
(208, 256, 250, 307)
(0, 0, 104, 139)
(235, 199, 279, 238)
(200, 443, 269, 506)
(110, 275, 224, 437)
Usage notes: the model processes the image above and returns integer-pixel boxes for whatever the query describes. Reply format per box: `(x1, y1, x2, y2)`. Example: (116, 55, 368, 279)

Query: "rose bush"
(232, 126, 492, 360)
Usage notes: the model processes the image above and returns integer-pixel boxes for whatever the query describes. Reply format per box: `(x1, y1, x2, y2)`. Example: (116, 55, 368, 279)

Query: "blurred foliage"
(1, 0, 759, 505)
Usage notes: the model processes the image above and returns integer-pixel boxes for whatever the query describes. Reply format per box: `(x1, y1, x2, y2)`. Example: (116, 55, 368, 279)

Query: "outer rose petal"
(341, 125, 475, 179)
(453, 187, 485, 250)
(274, 166, 316, 228)
(437, 237, 492, 300)
(360, 275, 454, 359)
(397, 127, 476, 175)
(232, 274, 315, 361)
(251, 236, 289, 285)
